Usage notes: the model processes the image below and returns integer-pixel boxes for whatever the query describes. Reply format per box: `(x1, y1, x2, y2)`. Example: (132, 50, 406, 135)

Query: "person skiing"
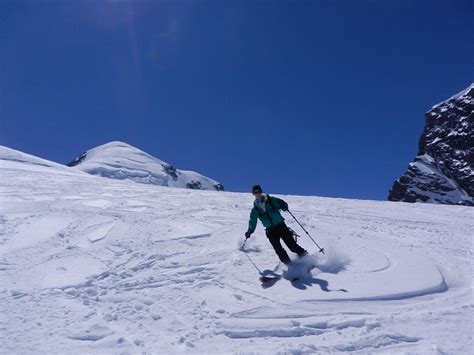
(245, 185, 307, 266)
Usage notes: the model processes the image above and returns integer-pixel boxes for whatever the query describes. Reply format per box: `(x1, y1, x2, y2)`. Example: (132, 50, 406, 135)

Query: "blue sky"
(1, 0, 472, 200)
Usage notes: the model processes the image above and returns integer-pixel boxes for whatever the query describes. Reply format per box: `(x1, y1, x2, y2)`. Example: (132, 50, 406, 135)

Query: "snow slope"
(1, 150, 473, 354)
(68, 141, 224, 191)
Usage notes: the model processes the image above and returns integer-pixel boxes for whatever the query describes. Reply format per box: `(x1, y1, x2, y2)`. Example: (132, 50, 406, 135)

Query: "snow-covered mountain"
(1, 146, 472, 353)
(389, 83, 474, 205)
(67, 141, 224, 191)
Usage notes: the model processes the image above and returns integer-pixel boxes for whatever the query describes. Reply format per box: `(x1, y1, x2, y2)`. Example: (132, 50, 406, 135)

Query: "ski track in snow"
(0, 162, 473, 354)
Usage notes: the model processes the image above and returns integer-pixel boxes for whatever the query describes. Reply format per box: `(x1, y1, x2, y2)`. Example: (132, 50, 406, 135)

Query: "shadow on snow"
(260, 269, 347, 292)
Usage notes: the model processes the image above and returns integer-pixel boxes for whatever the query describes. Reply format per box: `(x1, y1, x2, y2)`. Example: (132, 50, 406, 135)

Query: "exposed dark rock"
(163, 164, 179, 181)
(388, 84, 473, 206)
(213, 183, 225, 191)
(186, 181, 202, 190)
(67, 152, 87, 167)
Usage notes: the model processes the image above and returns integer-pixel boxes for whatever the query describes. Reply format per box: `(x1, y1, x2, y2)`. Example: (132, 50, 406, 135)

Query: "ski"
(259, 275, 281, 283)
(260, 275, 302, 283)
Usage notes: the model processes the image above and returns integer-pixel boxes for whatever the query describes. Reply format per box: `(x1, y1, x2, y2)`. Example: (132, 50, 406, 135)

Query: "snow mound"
(68, 141, 224, 191)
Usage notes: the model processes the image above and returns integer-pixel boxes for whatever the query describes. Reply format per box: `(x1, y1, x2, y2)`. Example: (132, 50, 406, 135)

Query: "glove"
(244, 231, 252, 239)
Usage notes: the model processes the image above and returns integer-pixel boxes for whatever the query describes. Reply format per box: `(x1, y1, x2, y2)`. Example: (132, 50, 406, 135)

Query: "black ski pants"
(265, 222, 307, 264)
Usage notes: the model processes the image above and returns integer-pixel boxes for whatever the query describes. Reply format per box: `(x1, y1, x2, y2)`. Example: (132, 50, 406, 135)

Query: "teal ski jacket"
(247, 194, 289, 234)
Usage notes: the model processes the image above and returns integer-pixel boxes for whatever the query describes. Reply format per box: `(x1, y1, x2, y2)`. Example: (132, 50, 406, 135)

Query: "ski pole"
(287, 210, 325, 254)
(241, 240, 264, 275)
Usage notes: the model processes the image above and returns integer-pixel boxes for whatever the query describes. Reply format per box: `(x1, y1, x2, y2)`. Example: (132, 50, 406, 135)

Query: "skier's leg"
(266, 229, 291, 265)
(281, 224, 307, 257)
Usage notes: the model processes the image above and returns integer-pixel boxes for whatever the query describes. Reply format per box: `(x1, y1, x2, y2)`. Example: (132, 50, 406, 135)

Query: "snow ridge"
(431, 82, 474, 109)
(0, 145, 87, 177)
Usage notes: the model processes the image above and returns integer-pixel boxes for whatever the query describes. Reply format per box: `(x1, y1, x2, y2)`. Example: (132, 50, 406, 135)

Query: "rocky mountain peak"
(388, 84, 473, 205)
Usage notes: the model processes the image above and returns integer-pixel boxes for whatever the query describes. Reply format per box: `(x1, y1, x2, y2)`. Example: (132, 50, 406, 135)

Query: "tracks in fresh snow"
(0, 166, 472, 353)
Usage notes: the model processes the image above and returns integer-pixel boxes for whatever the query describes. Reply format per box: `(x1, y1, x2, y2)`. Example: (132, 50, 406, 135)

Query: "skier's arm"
(247, 207, 258, 234)
(272, 197, 289, 211)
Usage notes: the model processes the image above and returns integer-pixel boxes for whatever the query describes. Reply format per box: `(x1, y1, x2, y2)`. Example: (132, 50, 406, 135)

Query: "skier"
(245, 185, 307, 266)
